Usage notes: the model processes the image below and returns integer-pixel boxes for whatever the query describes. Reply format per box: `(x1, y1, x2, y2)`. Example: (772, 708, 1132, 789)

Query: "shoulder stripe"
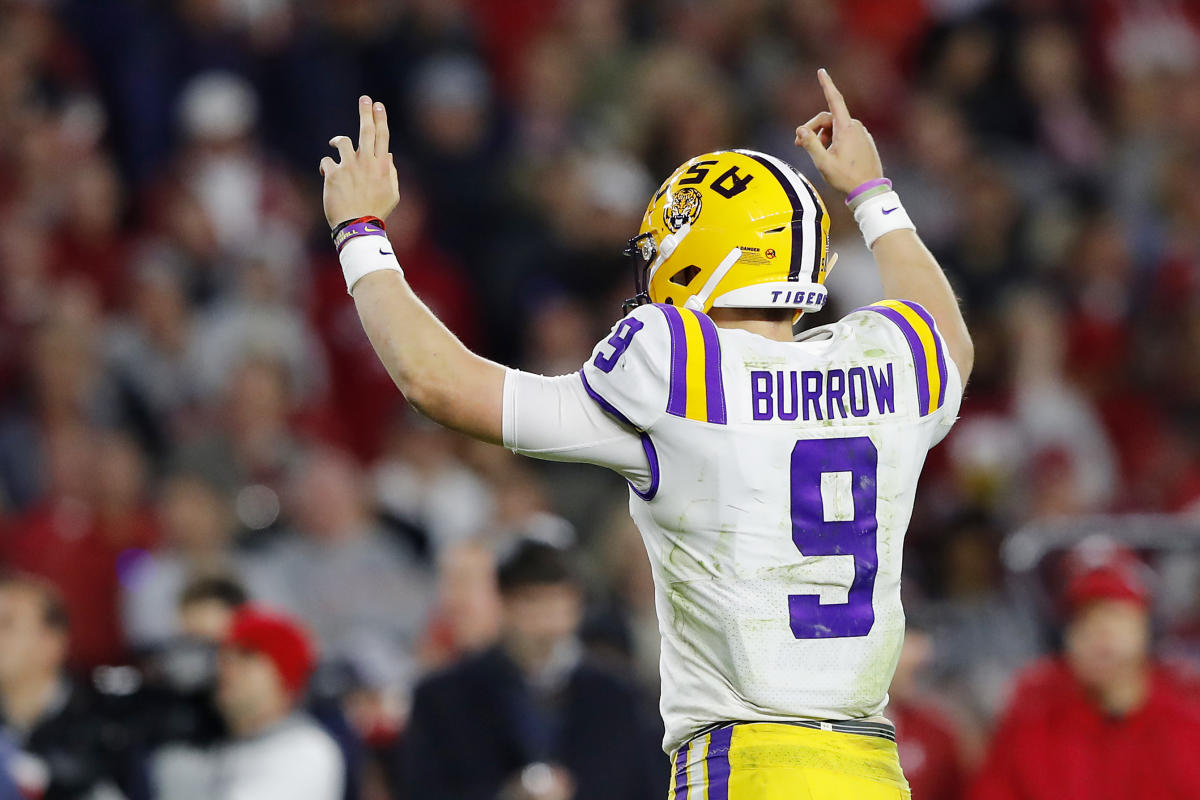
(695, 311, 728, 424)
(858, 300, 948, 416)
(656, 305, 727, 424)
(660, 305, 689, 417)
(679, 309, 709, 421)
(901, 300, 948, 412)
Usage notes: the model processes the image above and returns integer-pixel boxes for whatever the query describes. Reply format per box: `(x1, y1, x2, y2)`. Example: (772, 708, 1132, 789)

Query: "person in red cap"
(970, 543, 1200, 800)
(151, 606, 344, 800)
(218, 606, 318, 728)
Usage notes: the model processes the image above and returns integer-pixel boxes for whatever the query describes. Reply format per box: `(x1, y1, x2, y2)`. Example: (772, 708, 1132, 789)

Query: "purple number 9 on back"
(787, 436, 879, 639)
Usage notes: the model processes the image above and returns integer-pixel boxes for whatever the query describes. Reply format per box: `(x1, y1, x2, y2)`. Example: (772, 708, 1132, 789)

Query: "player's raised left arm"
(796, 69, 974, 383)
(320, 96, 505, 444)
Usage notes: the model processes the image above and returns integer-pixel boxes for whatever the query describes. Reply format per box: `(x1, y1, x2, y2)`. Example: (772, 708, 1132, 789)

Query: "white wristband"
(853, 191, 915, 250)
(339, 233, 404, 294)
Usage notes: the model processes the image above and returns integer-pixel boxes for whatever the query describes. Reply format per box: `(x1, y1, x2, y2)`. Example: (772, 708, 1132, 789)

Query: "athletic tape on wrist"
(853, 191, 915, 249)
(339, 233, 403, 294)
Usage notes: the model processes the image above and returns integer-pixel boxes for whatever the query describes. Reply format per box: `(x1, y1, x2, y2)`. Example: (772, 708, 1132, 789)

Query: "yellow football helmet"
(623, 149, 836, 319)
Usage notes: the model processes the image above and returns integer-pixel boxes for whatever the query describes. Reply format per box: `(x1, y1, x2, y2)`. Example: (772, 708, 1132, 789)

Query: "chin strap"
(684, 247, 742, 312)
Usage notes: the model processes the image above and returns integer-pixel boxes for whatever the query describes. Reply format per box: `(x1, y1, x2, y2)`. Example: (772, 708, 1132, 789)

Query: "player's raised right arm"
(320, 96, 505, 444)
(796, 69, 974, 383)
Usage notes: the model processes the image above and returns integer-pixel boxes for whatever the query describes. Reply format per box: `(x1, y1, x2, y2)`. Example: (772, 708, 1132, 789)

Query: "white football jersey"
(504, 300, 961, 753)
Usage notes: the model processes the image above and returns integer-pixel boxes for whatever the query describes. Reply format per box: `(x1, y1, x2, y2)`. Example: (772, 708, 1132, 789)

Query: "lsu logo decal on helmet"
(664, 187, 703, 232)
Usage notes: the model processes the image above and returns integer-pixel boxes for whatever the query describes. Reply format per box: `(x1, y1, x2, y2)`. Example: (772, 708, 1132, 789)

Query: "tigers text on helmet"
(623, 149, 836, 319)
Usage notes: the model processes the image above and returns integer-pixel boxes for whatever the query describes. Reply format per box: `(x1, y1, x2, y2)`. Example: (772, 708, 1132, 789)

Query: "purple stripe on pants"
(706, 726, 734, 800)
(660, 304, 689, 417)
(899, 300, 947, 411)
(695, 312, 727, 425)
(861, 305, 932, 414)
(672, 742, 690, 799)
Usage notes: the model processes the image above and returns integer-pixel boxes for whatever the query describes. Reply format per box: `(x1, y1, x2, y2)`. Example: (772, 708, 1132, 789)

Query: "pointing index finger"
(818, 68, 851, 128)
(358, 95, 376, 156)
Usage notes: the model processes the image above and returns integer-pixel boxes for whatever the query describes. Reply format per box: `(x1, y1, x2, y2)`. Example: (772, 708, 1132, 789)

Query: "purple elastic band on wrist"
(333, 221, 388, 253)
(845, 178, 892, 205)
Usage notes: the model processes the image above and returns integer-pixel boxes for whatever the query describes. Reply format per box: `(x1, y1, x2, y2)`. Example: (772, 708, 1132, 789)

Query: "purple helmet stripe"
(780, 158, 826, 283)
(860, 304, 932, 415)
(694, 312, 728, 424)
(899, 300, 948, 411)
(659, 304, 689, 417)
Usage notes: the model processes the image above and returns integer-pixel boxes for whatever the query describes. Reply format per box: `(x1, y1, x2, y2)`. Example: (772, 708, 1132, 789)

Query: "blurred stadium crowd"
(2, 0, 1200, 797)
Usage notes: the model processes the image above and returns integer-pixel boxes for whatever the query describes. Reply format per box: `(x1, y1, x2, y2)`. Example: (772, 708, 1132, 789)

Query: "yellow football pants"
(668, 722, 911, 800)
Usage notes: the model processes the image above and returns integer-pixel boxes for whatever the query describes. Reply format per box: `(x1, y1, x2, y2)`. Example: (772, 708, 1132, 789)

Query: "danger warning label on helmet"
(736, 246, 771, 266)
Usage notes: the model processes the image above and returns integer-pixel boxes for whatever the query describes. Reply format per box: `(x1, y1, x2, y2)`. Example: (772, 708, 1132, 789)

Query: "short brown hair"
(179, 574, 248, 612)
(497, 539, 580, 595)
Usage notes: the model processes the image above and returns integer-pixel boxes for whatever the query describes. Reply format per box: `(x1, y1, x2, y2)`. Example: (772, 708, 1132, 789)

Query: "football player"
(319, 69, 973, 799)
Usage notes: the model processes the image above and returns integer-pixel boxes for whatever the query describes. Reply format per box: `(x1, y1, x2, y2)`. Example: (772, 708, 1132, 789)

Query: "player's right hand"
(795, 69, 885, 196)
(319, 95, 400, 229)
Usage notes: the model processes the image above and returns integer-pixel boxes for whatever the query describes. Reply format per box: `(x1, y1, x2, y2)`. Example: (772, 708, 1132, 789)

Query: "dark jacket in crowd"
(0, 678, 141, 800)
(406, 646, 665, 800)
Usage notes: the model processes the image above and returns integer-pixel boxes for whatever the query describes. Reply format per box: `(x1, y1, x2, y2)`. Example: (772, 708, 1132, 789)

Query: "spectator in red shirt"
(48, 155, 132, 311)
(971, 544, 1200, 800)
(2, 426, 157, 669)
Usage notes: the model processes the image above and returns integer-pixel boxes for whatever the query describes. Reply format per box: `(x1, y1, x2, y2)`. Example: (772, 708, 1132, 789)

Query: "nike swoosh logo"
(882, 207, 898, 215)
(379, 248, 393, 256)
(364, 225, 381, 232)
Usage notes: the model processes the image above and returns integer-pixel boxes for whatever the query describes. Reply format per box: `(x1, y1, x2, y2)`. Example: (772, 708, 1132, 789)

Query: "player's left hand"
(794, 69, 884, 196)
(319, 95, 400, 229)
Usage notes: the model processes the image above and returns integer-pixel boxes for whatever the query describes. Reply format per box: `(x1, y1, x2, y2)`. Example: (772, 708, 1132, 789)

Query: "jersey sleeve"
(501, 369, 655, 496)
(844, 300, 963, 446)
(578, 304, 675, 432)
(498, 304, 676, 500)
